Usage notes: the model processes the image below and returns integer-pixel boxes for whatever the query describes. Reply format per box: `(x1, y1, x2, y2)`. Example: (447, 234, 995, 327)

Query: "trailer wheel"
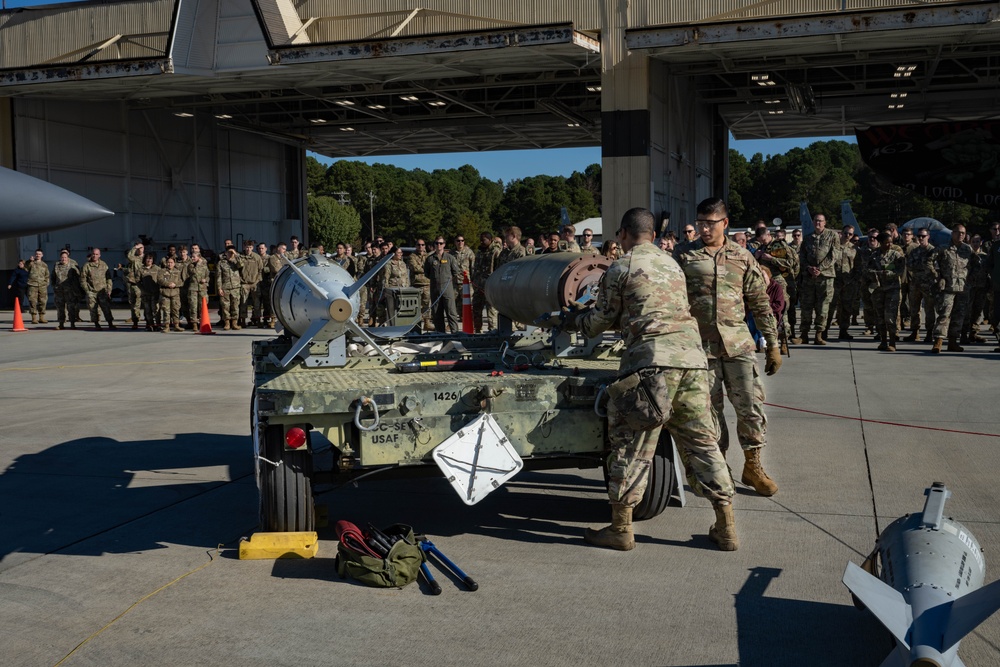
(604, 430, 676, 521)
(259, 424, 315, 532)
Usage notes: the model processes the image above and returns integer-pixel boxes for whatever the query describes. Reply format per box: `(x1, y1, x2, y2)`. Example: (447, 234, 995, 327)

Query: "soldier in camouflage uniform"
(52, 249, 82, 329)
(123, 242, 144, 328)
(25, 249, 50, 324)
(497, 226, 527, 267)
(239, 241, 264, 327)
(857, 230, 881, 336)
(450, 234, 475, 296)
(256, 242, 273, 327)
(828, 226, 860, 341)
(675, 198, 782, 498)
(752, 226, 798, 347)
(929, 225, 976, 353)
(570, 207, 736, 552)
(904, 230, 937, 342)
(138, 253, 160, 330)
(471, 232, 502, 332)
(157, 256, 184, 332)
(579, 228, 599, 254)
(267, 243, 288, 327)
(866, 232, 905, 351)
(794, 213, 838, 344)
(962, 235, 989, 344)
(560, 225, 582, 253)
(216, 245, 244, 330)
(407, 239, 433, 331)
(175, 246, 191, 326)
(80, 248, 115, 329)
(184, 247, 211, 329)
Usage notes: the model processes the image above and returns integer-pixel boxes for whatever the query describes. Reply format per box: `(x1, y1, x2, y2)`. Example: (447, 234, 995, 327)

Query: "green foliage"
(728, 141, 994, 234)
(307, 155, 601, 243)
(307, 195, 362, 248)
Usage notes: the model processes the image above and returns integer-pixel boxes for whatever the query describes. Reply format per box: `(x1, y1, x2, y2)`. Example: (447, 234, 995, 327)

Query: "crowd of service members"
(10, 219, 998, 353)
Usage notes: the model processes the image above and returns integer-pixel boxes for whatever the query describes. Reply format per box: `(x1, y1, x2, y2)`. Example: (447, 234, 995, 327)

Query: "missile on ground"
(843, 482, 1000, 667)
(0, 166, 113, 239)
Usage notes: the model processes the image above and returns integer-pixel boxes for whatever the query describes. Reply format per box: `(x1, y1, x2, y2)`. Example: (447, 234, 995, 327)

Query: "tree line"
(728, 140, 995, 233)
(305, 156, 601, 248)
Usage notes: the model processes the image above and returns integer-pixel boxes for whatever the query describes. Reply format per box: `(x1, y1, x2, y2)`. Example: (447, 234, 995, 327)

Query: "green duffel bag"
(335, 523, 425, 588)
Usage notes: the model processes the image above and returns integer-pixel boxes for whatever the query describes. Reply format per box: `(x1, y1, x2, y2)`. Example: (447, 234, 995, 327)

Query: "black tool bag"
(335, 523, 425, 588)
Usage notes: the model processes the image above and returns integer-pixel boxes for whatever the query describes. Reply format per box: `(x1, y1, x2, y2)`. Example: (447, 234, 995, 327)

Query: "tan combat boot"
(584, 503, 634, 551)
(931, 338, 943, 354)
(947, 337, 964, 352)
(38, 314, 47, 323)
(709, 502, 739, 551)
(232, 320, 242, 330)
(30, 314, 38, 324)
(814, 330, 826, 345)
(223, 319, 231, 331)
(741, 448, 778, 496)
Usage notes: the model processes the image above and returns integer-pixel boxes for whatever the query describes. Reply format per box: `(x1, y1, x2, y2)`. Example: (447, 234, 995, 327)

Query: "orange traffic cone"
(12, 297, 27, 332)
(198, 296, 215, 335)
(462, 271, 474, 334)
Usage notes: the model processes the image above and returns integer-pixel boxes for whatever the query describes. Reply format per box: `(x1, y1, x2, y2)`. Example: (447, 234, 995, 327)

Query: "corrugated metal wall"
(13, 98, 298, 269)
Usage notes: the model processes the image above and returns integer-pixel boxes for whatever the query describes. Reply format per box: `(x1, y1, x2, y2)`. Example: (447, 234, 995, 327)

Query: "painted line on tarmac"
(0, 356, 247, 372)
(764, 402, 1000, 438)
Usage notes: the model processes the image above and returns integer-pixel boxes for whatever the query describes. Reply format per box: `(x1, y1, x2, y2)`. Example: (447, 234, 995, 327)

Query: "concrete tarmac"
(1, 311, 998, 667)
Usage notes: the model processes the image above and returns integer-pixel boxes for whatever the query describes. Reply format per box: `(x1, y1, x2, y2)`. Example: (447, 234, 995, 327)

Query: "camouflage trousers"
(908, 281, 936, 335)
(127, 284, 142, 323)
(240, 283, 262, 322)
(219, 288, 240, 320)
(871, 287, 901, 339)
(605, 367, 733, 507)
(86, 289, 114, 324)
(799, 276, 834, 336)
(932, 291, 969, 340)
(964, 286, 988, 335)
(472, 288, 497, 333)
(188, 285, 208, 323)
(141, 294, 158, 326)
(159, 292, 181, 325)
(709, 354, 767, 454)
(833, 278, 859, 333)
(55, 290, 81, 324)
(416, 282, 432, 329)
(260, 279, 273, 321)
(27, 284, 47, 316)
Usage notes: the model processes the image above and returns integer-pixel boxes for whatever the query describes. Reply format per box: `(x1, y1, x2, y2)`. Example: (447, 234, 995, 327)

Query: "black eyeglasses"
(684, 228, 697, 234)
(456, 239, 465, 242)
(583, 233, 593, 237)
(918, 235, 929, 238)
(436, 241, 446, 245)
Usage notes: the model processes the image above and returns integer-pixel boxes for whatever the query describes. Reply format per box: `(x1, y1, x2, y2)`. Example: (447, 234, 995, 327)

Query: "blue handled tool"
(419, 562, 442, 595)
(419, 538, 478, 592)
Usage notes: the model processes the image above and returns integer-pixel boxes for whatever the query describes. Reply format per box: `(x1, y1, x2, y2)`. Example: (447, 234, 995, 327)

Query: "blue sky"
(315, 135, 858, 184)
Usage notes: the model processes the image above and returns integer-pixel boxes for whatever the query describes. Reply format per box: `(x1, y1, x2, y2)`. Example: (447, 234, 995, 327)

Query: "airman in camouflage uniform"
(267, 243, 288, 327)
(752, 226, 798, 345)
(795, 213, 838, 344)
(866, 232, 905, 351)
(80, 248, 115, 329)
(407, 240, 433, 331)
(25, 249, 50, 324)
(497, 226, 527, 267)
(157, 257, 184, 332)
(256, 243, 273, 327)
(675, 198, 782, 498)
(829, 227, 860, 340)
(471, 232, 502, 332)
(560, 225, 582, 253)
(52, 249, 82, 329)
(962, 236, 989, 344)
(904, 230, 936, 342)
(239, 241, 264, 326)
(857, 230, 881, 336)
(572, 208, 735, 552)
(184, 248, 211, 329)
(216, 246, 244, 330)
(579, 228, 599, 254)
(138, 253, 160, 330)
(450, 234, 475, 296)
(123, 243, 144, 328)
(929, 225, 976, 353)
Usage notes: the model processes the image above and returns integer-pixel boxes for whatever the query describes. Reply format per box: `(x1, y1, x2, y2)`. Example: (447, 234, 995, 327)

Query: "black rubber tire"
(603, 430, 676, 522)
(260, 424, 315, 532)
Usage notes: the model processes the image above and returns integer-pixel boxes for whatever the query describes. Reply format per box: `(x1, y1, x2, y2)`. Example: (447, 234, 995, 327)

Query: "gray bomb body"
(843, 483, 1000, 667)
(0, 166, 113, 238)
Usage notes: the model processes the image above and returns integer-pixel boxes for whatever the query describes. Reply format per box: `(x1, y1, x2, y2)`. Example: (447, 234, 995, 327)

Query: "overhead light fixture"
(890, 92, 908, 99)
(894, 64, 917, 78)
(428, 101, 446, 107)
(538, 99, 593, 127)
(768, 110, 784, 115)
(586, 85, 602, 93)
(309, 118, 327, 124)
(174, 112, 194, 118)
(567, 122, 581, 127)
(400, 95, 420, 102)
(214, 113, 232, 120)
(888, 104, 905, 110)
(368, 104, 386, 110)
(340, 127, 355, 132)
(764, 99, 781, 104)
(334, 100, 355, 107)
(752, 74, 776, 87)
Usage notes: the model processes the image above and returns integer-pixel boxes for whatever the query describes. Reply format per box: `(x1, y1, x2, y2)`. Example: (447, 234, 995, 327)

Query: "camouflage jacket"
(674, 238, 778, 359)
(866, 247, 906, 291)
(332, 255, 352, 274)
(26, 259, 50, 287)
(52, 262, 82, 295)
(758, 239, 799, 281)
(578, 242, 599, 255)
(497, 243, 526, 267)
(580, 241, 707, 374)
(407, 251, 430, 286)
(799, 228, 839, 279)
(968, 248, 990, 290)
(157, 266, 183, 296)
(257, 253, 272, 281)
(472, 242, 502, 290)
(139, 265, 160, 295)
(905, 243, 936, 286)
(268, 253, 287, 278)
(216, 254, 244, 291)
(383, 258, 410, 288)
(124, 258, 144, 287)
(833, 241, 858, 280)
(985, 240, 1000, 289)
(562, 240, 582, 253)
(931, 242, 976, 294)
(450, 246, 475, 283)
(80, 260, 111, 293)
(183, 258, 210, 289)
(424, 252, 461, 297)
(240, 252, 263, 286)
(159, 254, 179, 268)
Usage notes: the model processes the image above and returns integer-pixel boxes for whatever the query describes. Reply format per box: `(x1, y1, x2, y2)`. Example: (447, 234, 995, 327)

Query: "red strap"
(334, 520, 382, 558)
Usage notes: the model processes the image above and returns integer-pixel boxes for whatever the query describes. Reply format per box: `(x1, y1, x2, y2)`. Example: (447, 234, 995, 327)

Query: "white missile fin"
(941, 576, 1000, 651)
(344, 252, 394, 298)
(843, 562, 912, 649)
(277, 318, 331, 367)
